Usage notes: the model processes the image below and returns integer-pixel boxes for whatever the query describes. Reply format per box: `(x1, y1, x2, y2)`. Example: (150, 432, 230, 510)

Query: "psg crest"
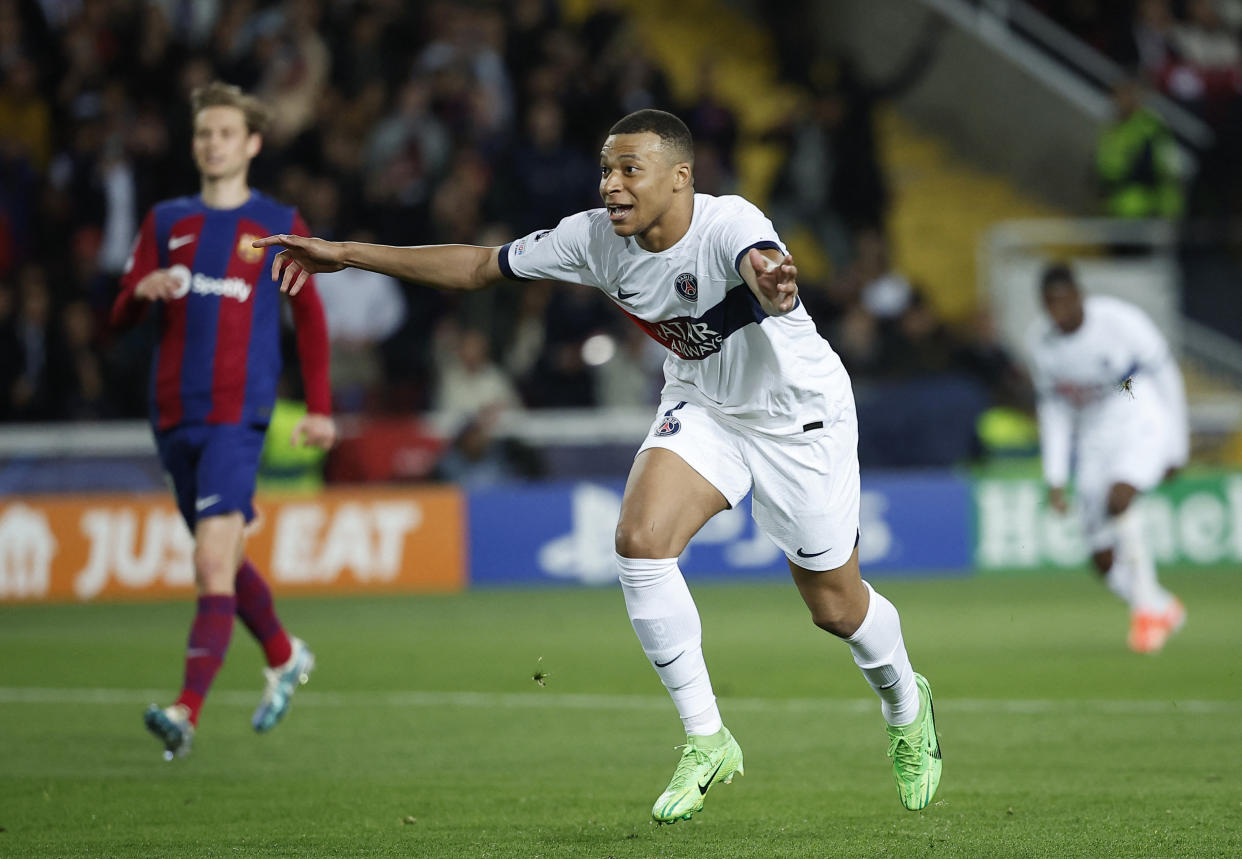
(654, 415, 681, 436)
(674, 272, 698, 302)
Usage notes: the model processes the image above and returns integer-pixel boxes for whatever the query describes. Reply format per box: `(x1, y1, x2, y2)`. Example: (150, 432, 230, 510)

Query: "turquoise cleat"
(252, 637, 315, 733)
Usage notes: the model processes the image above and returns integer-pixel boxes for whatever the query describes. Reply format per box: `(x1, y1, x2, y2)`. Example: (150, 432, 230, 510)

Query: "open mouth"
(607, 204, 633, 222)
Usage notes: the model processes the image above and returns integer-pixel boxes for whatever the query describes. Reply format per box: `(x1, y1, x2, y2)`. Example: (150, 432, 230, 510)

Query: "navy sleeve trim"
(496, 243, 530, 281)
(734, 240, 783, 276)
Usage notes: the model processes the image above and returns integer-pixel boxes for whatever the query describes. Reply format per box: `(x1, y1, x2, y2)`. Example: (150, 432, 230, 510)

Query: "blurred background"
(2, 0, 1242, 598)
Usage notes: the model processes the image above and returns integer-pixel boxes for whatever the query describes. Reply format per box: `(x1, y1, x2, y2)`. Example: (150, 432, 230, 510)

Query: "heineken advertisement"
(974, 472, 1242, 571)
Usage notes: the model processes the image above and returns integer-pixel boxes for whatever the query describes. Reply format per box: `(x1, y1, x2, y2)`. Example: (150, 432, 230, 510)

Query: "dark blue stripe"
(720, 282, 768, 335)
(734, 240, 783, 275)
(496, 243, 528, 281)
(663, 401, 687, 416)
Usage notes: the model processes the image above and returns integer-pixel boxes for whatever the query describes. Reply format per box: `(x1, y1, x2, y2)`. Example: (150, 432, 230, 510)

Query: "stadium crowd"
(0, 0, 1022, 468)
(1033, 0, 1242, 219)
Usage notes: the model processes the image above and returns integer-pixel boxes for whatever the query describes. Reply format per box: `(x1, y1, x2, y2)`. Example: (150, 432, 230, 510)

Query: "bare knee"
(1091, 548, 1114, 575)
(193, 546, 236, 594)
(1107, 483, 1137, 517)
(809, 601, 862, 638)
(615, 522, 674, 560)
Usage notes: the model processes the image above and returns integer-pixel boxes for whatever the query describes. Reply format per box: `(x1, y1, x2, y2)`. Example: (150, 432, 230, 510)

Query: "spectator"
(1114, 0, 1180, 83)
(767, 14, 945, 268)
(0, 55, 52, 172)
(592, 325, 664, 409)
(1095, 77, 1183, 219)
(254, 0, 330, 147)
(433, 323, 522, 422)
(501, 98, 596, 234)
(53, 299, 109, 419)
(10, 263, 55, 420)
(314, 229, 408, 412)
(432, 403, 543, 488)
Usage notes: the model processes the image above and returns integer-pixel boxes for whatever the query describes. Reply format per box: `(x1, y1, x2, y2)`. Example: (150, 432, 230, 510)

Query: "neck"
(200, 173, 251, 209)
(635, 195, 694, 253)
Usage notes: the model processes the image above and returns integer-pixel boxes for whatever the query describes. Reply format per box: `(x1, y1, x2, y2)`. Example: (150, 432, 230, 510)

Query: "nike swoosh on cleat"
(698, 760, 725, 795)
(796, 547, 830, 558)
(654, 651, 684, 668)
(616, 288, 639, 300)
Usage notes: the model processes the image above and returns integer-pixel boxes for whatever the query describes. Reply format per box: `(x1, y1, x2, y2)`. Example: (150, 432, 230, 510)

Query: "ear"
(673, 161, 692, 191)
(246, 132, 262, 159)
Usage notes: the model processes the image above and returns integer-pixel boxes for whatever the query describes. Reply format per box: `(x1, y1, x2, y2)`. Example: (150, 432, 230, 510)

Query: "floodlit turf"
(1, 569, 1239, 857)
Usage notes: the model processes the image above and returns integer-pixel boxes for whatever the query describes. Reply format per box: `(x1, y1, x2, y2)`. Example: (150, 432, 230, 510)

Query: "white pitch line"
(0, 687, 1238, 715)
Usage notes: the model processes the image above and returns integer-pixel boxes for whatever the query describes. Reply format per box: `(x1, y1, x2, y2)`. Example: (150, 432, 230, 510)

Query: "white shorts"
(1075, 401, 1174, 551)
(637, 400, 860, 572)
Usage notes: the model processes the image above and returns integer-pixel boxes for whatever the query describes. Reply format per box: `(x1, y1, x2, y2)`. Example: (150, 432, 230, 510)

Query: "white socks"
(845, 581, 920, 727)
(616, 554, 721, 736)
(617, 558, 920, 733)
(1111, 508, 1172, 613)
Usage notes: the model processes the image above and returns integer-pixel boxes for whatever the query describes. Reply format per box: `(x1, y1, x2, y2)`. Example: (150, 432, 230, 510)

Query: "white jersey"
(499, 193, 852, 438)
(1026, 295, 1189, 488)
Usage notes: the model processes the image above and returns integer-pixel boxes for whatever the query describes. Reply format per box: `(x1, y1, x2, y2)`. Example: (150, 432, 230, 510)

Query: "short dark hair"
(608, 109, 694, 164)
(1040, 262, 1078, 294)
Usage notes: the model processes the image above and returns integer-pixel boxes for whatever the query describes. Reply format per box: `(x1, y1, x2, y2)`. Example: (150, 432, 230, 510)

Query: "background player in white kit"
(255, 110, 942, 820)
(1028, 264, 1188, 653)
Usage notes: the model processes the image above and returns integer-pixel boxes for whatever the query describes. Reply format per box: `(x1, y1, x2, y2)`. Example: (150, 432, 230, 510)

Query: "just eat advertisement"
(0, 486, 466, 603)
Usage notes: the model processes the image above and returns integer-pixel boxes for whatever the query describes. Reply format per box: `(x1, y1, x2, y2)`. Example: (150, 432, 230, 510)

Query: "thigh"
(155, 425, 203, 530)
(195, 423, 266, 525)
(746, 414, 861, 573)
(620, 402, 750, 559)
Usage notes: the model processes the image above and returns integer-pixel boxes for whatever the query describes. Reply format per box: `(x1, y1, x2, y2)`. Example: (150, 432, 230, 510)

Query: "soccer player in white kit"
(255, 110, 942, 820)
(1028, 264, 1187, 653)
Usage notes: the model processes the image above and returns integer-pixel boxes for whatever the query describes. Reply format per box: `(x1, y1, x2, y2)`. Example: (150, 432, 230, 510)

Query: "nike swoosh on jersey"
(616, 287, 639, 300)
(195, 494, 222, 511)
(796, 547, 830, 558)
(168, 234, 196, 250)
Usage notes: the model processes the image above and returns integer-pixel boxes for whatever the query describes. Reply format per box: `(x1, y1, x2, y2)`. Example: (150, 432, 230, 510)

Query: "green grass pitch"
(1, 569, 1239, 857)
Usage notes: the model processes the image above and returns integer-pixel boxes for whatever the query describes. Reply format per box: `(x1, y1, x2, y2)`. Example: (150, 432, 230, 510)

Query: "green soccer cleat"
(252, 637, 315, 733)
(886, 672, 942, 811)
(651, 726, 744, 824)
(144, 703, 194, 761)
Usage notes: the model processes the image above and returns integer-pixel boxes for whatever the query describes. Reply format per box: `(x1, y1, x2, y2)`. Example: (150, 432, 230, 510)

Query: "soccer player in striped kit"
(111, 82, 336, 759)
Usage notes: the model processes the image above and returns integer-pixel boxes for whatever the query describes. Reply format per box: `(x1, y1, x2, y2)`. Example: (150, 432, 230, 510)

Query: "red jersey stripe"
(154, 213, 205, 429)
(206, 218, 268, 424)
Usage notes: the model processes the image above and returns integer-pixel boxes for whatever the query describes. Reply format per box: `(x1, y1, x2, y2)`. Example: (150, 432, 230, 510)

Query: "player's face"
(598, 132, 689, 240)
(192, 106, 260, 182)
(1042, 281, 1085, 333)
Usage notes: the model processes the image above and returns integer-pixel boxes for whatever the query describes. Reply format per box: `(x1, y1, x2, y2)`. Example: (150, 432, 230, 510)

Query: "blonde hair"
(190, 81, 271, 136)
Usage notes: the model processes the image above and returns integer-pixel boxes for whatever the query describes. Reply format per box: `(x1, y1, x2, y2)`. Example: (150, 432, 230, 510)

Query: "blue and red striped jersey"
(112, 191, 331, 431)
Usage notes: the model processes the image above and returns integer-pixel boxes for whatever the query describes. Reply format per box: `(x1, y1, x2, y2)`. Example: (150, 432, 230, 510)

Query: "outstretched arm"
(252, 234, 506, 296)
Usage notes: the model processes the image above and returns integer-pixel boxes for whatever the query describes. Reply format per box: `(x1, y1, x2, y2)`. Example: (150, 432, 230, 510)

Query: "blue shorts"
(155, 422, 267, 530)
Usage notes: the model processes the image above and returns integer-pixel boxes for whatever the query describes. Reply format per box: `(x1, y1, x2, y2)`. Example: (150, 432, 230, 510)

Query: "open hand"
(291, 413, 337, 449)
(253, 234, 346, 295)
(749, 248, 798, 315)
